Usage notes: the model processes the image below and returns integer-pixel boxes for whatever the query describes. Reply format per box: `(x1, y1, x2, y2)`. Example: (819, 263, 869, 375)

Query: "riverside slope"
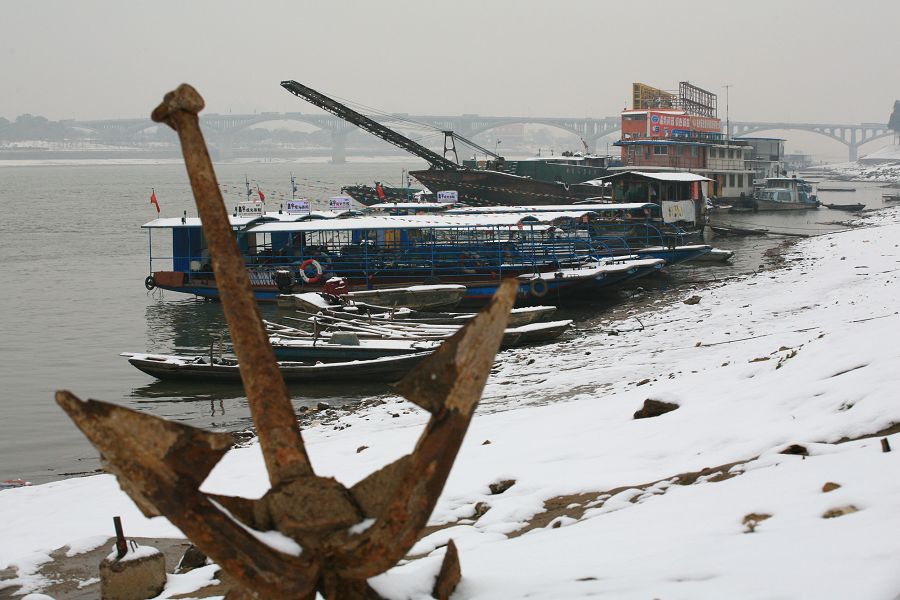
(3, 209, 900, 599)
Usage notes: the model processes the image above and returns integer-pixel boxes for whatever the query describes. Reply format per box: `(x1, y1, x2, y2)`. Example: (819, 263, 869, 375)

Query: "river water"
(0, 158, 886, 484)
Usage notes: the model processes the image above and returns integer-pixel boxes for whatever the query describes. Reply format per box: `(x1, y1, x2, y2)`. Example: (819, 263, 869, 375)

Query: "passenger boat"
(883, 193, 900, 202)
(122, 351, 431, 382)
(752, 177, 819, 210)
(141, 208, 676, 305)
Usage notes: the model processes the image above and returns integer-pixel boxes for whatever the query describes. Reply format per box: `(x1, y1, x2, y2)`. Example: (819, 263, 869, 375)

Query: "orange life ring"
(529, 278, 549, 298)
(299, 259, 323, 284)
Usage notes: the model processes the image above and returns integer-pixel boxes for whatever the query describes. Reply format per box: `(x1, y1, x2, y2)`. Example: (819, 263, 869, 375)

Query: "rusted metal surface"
(432, 539, 461, 600)
(57, 83, 515, 599)
(113, 516, 127, 559)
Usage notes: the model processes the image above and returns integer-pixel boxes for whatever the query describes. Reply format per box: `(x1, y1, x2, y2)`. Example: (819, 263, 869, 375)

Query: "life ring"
(144, 275, 156, 291)
(299, 259, 323, 284)
(529, 278, 549, 298)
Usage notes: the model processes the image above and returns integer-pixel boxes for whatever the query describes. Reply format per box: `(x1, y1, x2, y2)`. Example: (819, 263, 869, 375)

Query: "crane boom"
(280, 80, 460, 171)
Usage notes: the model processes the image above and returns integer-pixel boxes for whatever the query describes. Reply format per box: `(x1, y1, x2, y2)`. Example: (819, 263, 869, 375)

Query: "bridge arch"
(732, 122, 892, 161)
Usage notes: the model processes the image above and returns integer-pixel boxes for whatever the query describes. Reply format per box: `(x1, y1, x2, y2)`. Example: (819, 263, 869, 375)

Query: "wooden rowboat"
(122, 351, 433, 383)
(823, 203, 865, 212)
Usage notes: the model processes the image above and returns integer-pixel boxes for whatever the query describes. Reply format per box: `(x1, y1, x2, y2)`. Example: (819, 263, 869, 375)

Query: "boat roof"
(366, 202, 453, 210)
(445, 203, 656, 214)
(597, 171, 711, 183)
(248, 213, 543, 233)
(142, 209, 356, 229)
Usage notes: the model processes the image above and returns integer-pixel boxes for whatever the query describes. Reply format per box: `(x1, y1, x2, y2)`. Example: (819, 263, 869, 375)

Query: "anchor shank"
(152, 85, 312, 484)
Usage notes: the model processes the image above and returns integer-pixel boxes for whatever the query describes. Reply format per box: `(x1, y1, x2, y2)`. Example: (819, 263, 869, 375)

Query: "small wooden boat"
(266, 316, 572, 348)
(122, 351, 432, 383)
(823, 203, 865, 212)
(686, 248, 734, 263)
(269, 334, 440, 362)
(277, 284, 467, 312)
(277, 292, 557, 327)
(710, 225, 769, 237)
(341, 284, 467, 311)
(883, 193, 900, 202)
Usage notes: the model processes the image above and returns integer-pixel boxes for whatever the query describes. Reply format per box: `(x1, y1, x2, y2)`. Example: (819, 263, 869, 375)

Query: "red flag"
(150, 189, 160, 214)
(376, 182, 385, 199)
(256, 185, 266, 202)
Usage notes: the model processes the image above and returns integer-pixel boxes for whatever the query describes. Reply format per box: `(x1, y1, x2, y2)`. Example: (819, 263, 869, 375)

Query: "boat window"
(653, 146, 668, 155)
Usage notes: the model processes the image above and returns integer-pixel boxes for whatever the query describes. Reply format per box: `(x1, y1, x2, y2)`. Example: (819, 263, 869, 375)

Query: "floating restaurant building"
(613, 82, 755, 201)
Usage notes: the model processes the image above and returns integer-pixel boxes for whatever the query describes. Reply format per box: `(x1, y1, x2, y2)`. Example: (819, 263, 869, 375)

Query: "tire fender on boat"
(144, 275, 156, 290)
(299, 259, 324, 284)
(529, 278, 549, 298)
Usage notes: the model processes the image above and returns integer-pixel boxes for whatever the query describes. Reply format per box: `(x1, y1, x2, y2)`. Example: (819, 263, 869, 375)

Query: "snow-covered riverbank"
(3, 208, 900, 599)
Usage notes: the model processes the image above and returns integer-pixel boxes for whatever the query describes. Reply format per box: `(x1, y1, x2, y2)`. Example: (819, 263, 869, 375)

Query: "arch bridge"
(71, 114, 891, 163)
(730, 121, 892, 161)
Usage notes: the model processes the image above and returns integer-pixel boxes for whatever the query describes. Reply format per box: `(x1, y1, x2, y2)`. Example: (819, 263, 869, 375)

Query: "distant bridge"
(72, 113, 891, 162)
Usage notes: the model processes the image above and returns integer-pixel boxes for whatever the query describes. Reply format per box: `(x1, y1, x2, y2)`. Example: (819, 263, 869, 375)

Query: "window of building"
(653, 146, 668, 155)
(738, 174, 743, 187)
(728, 149, 734, 159)
(729, 174, 735, 187)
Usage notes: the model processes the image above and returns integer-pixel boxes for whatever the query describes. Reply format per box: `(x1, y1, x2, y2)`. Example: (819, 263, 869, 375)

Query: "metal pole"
(723, 84, 732, 142)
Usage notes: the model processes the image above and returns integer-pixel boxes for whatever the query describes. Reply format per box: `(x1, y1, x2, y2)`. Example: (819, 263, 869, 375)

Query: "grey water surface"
(0, 160, 880, 484)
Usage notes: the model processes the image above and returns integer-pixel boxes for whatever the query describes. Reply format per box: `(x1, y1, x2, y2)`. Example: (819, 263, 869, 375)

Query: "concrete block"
(99, 546, 166, 600)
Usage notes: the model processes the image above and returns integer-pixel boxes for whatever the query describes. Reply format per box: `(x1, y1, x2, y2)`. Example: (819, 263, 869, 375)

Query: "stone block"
(100, 546, 166, 600)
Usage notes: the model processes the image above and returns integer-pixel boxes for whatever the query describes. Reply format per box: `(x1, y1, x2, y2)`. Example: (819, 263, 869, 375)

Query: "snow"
(209, 499, 302, 557)
(4, 208, 900, 597)
(105, 542, 161, 563)
(809, 143, 900, 181)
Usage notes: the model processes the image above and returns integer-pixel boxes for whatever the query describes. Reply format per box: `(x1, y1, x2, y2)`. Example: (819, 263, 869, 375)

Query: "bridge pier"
(217, 134, 234, 161)
(331, 130, 347, 164)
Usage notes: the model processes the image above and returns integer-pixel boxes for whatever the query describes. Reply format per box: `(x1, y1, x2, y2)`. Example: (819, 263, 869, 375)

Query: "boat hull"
(753, 199, 820, 211)
(124, 352, 431, 383)
(409, 168, 607, 207)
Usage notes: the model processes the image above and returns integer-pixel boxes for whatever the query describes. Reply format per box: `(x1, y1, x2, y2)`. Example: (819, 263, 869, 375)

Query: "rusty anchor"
(57, 84, 516, 598)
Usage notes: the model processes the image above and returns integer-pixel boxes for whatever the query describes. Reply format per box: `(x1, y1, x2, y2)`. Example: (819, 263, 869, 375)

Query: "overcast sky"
(2, 0, 897, 125)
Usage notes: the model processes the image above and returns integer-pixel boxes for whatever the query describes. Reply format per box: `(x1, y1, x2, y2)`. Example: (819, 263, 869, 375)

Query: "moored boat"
(122, 351, 432, 383)
(752, 176, 819, 210)
(823, 203, 865, 212)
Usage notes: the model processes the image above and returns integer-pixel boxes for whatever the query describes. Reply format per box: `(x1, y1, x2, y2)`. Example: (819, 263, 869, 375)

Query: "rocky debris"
(356, 445, 368, 454)
(633, 399, 679, 419)
(635, 378, 651, 386)
(176, 544, 207, 573)
(822, 505, 859, 519)
(472, 502, 491, 519)
(481, 439, 492, 445)
(742, 513, 772, 533)
(316, 401, 330, 411)
(683, 295, 702, 305)
(822, 482, 842, 493)
(780, 444, 809, 456)
(489, 479, 516, 495)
